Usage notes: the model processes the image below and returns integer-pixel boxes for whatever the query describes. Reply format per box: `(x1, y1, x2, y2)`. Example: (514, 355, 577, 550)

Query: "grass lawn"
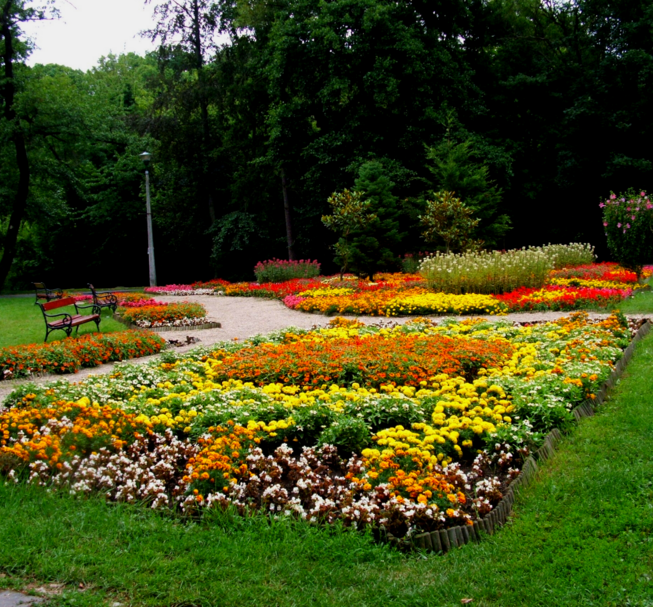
(0, 296, 128, 349)
(1, 322, 653, 605)
(618, 286, 653, 314)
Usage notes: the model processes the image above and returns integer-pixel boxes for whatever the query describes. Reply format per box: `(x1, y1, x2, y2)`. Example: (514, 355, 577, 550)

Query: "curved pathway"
(0, 295, 643, 405)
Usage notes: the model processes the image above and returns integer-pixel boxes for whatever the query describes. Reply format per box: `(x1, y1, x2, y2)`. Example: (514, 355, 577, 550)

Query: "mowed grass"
(0, 296, 127, 349)
(618, 286, 653, 314)
(1, 332, 653, 605)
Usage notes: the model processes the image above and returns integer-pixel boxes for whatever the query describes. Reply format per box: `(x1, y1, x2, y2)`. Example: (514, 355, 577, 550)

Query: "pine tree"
(346, 161, 403, 279)
(425, 133, 511, 249)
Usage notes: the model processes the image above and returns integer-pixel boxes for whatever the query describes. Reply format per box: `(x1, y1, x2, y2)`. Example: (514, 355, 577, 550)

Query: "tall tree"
(145, 0, 221, 224)
(0, 0, 56, 291)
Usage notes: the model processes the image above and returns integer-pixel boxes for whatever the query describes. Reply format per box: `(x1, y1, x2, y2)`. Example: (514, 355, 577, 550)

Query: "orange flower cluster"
(183, 421, 261, 499)
(207, 332, 514, 387)
(354, 447, 470, 523)
(120, 302, 206, 325)
(0, 331, 165, 379)
(0, 395, 152, 469)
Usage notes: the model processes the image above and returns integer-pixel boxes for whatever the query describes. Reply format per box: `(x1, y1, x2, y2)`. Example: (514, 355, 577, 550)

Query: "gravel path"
(1, 294, 648, 405)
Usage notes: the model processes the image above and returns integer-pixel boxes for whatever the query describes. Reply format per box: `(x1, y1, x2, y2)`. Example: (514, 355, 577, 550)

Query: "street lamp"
(140, 151, 157, 287)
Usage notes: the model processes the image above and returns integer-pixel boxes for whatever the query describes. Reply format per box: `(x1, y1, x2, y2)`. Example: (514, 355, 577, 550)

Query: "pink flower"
(642, 192, 646, 196)
(626, 223, 631, 228)
(603, 222, 608, 227)
(617, 223, 622, 228)
(599, 202, 605, 208)
(610, 194, 616, 199)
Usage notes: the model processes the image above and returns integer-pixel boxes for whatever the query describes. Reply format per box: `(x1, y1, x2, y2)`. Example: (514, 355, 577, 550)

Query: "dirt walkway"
(1, 295, 647, 405)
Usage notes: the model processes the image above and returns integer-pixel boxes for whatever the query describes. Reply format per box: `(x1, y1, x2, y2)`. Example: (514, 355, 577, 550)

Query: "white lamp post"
(140, 151, 157, 287)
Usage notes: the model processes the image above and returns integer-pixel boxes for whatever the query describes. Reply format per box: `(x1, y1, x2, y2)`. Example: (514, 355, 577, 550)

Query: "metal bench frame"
(87, 284, 119, 313)
(33, 282, 63, 304)
(38, 297, 101, 342)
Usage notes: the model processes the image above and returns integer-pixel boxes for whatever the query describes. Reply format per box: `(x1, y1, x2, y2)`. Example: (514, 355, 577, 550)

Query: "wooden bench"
(88, 283, 119, 313)
(38, 297, 101, 342)
(33, 282, 63, 304)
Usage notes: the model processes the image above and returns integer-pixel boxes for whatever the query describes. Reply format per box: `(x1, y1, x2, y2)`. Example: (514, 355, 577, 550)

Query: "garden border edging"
(401, 319, 652, 554)
(113, 314, 221, 332)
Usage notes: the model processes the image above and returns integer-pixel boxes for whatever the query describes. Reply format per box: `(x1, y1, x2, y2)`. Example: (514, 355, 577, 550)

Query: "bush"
(254, 259, 321, 283)
(601, 189, 653, 280)
(401, 252, 435, 273)
(420, 190, 482, 253)
(420, 247, 553, 294)
(542, 243, 595, 269)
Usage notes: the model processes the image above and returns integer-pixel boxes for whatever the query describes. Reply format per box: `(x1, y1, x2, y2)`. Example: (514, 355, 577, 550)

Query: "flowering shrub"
(419, 244, 595, 294)
(0, 331, 165, 379)
(601, 189, 653, 280)
(1, 312, 631, 538)
(119, 302, 207, 328)
(420, 247, 553, 294)
(254, 259, 321, 283)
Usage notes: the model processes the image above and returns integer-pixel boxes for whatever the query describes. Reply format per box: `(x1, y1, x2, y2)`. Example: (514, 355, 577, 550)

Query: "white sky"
(22, 0, 159, 71)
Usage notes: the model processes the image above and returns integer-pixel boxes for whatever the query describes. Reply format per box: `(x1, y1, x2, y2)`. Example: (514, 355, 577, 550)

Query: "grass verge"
(1, 332, 653, 606)
(0, 297, 126, 349)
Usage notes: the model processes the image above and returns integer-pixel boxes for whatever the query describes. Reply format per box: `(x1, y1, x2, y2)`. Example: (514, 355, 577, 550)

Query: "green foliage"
(335, 161, 403, 280)
(424, 130, 511, 249)
(602, 189, 653, 280)
(420, 190, 482, 253)
(317, 416, 371, 456)
(322, 189, 377, 275)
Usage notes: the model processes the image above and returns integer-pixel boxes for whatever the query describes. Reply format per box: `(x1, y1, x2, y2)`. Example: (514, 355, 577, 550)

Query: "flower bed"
(145, 279, 229, 297)
(118, 302, 207, 328)
(1, 312, 632, 539)
(219, 263, 651, 316)
(0, 331, 166, 380)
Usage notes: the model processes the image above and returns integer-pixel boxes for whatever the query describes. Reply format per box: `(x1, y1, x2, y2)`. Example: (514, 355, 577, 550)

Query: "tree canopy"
(1, 0, 652, 289)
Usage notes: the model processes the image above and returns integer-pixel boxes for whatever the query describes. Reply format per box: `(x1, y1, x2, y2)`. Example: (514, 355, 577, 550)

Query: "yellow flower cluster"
(548, 277, 643, 290)
(379, 292, 506, 316)
(374, 376, 511, 461)
(298, 287, 354, 297)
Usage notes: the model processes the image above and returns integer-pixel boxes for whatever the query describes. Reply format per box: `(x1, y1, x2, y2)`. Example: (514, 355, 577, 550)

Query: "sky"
(22, 0, 159, 71)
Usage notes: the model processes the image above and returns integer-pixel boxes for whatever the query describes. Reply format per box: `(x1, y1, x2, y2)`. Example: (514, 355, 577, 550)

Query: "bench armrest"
(74, 302, 101, 315)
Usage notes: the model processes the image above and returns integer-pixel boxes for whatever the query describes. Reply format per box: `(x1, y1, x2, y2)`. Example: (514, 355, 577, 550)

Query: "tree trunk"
(0, 4, 30, 292)
(280, 167, 296, 260)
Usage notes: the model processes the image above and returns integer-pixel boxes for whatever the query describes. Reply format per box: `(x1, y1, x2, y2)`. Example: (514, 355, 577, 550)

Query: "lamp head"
(140, 151, 152, 167)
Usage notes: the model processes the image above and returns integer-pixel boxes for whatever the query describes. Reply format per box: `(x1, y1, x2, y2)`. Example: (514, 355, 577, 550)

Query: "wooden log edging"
(402, 319, 652, 554)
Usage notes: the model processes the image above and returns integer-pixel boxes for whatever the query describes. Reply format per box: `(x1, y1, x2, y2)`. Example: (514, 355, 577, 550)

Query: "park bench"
(33, 282, 63, 304)
(88, 283, 119, 313)
(38, 297, 101, 342)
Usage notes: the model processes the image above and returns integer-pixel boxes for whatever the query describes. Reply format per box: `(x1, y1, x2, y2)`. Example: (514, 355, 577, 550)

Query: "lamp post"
(140, 151, 157, 287)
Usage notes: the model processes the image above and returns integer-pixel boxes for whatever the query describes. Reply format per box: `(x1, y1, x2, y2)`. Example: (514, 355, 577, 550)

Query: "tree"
(601, 189, 653, 281)
(0, 0, 56, 291)
(322, 189, 376, 277)
(145, 0, 222, 225)
(424, 123, 511, 250)
(420, 190, 482, 253)
(337, 161, 403, 280)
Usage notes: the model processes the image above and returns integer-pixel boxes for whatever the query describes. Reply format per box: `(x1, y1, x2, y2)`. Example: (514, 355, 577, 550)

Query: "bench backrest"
(40, 297, 77, 311)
